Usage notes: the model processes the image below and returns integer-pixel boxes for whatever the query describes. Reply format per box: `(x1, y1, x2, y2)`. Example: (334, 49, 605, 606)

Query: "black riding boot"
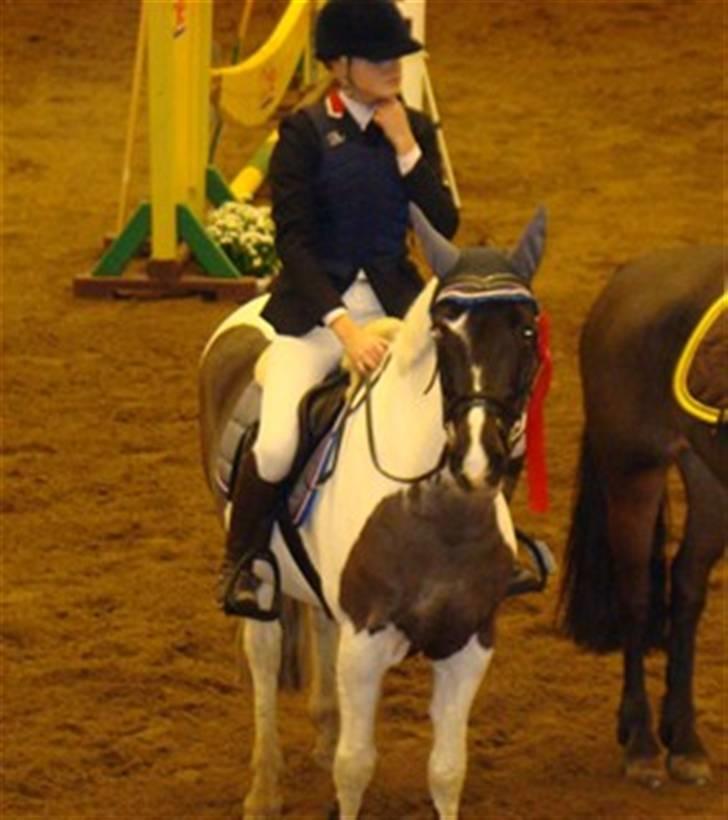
(217, 451, 283, 620)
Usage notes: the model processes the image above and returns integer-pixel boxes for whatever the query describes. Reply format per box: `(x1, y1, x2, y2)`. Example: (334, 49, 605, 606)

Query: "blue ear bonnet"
(433, 272, 540, 312)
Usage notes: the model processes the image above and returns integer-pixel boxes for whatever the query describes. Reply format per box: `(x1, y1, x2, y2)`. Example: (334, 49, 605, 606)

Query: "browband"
(434, 273, 538, 310)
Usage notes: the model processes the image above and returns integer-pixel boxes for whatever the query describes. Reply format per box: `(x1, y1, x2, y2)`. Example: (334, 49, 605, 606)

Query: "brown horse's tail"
(557, 432, 668, 653)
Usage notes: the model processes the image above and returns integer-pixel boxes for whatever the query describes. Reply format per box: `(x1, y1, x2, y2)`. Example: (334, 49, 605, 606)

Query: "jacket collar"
(325, 89, 375, 131)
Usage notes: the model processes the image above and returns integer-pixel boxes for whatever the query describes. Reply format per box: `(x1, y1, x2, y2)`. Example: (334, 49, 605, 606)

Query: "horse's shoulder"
(339, 484, 512, 659)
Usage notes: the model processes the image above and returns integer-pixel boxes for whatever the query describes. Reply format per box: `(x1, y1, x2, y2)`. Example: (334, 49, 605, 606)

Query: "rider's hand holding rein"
(331, 313, 390, 374)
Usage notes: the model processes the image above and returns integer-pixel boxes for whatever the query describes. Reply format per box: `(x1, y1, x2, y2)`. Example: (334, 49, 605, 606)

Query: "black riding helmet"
(315, 0, 423, 63)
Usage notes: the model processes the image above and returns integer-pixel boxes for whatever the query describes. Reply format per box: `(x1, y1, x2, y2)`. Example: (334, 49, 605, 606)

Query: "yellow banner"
(213, 0, 314, 127)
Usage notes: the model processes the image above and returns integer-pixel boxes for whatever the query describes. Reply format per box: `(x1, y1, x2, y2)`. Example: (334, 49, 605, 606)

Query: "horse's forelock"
(393, 278, 439, 372)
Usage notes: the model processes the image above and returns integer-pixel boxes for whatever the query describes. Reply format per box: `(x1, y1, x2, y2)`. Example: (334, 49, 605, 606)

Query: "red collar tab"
(326, 89, 346, 119)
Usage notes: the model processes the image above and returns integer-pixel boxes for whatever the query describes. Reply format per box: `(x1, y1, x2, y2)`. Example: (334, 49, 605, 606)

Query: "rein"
(347, 354, 448, 485)
(363, 373, 448, 484)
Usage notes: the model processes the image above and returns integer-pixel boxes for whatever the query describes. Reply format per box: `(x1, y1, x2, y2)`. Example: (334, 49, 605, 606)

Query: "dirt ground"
(2, 1, 725, 818)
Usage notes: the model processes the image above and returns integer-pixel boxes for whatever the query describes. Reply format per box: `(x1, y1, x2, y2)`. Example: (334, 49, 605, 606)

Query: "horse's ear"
(510, 206, 547, 283)
(409, 204, 460, 278)
(394, 278, 438, 372)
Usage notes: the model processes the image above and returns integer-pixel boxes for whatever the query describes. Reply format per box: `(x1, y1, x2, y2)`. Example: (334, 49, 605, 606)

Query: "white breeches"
(254, 278, 385, 482)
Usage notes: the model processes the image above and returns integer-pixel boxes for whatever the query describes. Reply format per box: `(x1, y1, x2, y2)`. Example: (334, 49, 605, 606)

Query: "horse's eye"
(522, 326, 536, 340)
(433, 301, 464, 323)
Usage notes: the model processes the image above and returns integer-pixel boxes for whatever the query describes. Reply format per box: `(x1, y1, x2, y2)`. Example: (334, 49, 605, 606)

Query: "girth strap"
(276, 505, 335, 620)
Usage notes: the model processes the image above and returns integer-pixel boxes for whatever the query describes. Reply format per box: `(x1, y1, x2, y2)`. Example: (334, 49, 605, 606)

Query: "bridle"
(434, 272, 541, 436)
(357, 272, 541, 485)
(443, 393, 522, 429)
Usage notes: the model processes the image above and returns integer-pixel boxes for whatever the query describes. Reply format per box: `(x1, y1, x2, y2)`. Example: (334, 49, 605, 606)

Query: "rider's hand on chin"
(372, 97, 416, 156)
(331, 313, 389, 375)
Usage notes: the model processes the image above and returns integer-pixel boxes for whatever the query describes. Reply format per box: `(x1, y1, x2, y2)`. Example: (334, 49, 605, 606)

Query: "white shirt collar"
(339, 90, 376, 131)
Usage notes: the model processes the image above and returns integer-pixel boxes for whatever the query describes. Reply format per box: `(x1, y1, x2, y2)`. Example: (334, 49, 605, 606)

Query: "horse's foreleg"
(661, 450, 726, 784)
(608, 469, 666, 787)
(428, 636, 492, 820)
(242, 619, 284, 819)
(333, 622, 408, 819)
(308, 607, 339, 769)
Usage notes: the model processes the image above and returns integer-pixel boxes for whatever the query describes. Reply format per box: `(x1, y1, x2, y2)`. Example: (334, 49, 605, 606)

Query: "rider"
(217, 0, 459, 617)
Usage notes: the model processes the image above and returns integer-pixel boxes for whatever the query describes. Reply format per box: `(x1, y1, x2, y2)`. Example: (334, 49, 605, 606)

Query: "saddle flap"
(290, 368, 351, 480)
(219, 368, 350, 516)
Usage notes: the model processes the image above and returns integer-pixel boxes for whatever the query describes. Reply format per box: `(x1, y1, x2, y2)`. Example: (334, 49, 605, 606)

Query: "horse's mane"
(392, 278, 439, 373)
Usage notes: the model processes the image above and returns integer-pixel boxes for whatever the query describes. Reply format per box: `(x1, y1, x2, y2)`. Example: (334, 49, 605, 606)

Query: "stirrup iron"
(222, 549, 282, 621)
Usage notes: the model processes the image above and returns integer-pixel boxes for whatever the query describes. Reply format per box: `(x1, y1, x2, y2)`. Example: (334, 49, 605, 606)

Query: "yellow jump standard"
(75, 0, 257, 300)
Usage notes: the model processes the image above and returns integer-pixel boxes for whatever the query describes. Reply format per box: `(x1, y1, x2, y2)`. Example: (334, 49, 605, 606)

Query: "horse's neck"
(302, 318, 443, 591)
(370, 342, 445, 474)
(364, 280, 445, 472)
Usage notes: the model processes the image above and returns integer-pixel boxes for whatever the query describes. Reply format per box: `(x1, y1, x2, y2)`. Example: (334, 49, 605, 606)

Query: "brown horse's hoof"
(667, 753, 713, 785)
(623, 755, 664, 789)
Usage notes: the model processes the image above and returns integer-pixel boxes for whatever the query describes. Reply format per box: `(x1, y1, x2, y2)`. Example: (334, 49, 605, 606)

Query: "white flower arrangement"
(206, 199, 280, 278)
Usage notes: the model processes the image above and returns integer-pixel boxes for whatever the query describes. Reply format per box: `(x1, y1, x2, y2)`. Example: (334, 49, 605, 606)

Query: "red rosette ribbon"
(526, 311, 552, 513)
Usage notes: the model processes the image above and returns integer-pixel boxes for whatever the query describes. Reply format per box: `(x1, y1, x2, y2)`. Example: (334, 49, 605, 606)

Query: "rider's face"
(331, 56, 402, 104)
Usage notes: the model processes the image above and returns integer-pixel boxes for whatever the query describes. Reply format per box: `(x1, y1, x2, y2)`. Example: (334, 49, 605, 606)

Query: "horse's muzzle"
(447, 445, 503, 495)
(447, 412, 510, 493)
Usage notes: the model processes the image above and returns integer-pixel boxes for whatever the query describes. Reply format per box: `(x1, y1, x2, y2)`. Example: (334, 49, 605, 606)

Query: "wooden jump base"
(74, 262, 262, 301)
(74, 167, 255, 299)
(76, 1, 274, 302)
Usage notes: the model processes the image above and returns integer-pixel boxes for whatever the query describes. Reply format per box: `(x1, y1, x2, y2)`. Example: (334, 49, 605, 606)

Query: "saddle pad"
(288, 408, 347, 526)
(216, 376, 348, 526)
(216, 382, 261, 497)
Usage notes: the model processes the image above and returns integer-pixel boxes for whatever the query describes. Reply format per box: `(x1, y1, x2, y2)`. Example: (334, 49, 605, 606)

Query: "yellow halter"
(672, 292, 728, 424)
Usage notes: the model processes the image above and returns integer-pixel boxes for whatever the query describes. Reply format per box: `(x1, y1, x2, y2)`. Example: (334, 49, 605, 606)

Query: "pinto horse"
(559, 246, 727, 787)
(199, 209, 547, 818)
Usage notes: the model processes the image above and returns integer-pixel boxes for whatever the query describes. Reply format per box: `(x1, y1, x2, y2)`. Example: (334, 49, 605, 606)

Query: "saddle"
(218, 316, 403, 512)
(224, 367, 351, 520)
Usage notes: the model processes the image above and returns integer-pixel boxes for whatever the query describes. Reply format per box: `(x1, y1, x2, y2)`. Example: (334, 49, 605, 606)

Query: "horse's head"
(413, 206, 547, 493)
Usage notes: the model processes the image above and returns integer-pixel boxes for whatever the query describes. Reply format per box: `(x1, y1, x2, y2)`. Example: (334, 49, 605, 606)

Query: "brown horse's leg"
(607, 468, 667, 787)
(661, 449, 727, 784)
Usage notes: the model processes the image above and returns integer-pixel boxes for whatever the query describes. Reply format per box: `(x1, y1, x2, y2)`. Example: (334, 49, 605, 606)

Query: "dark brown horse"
(559, 246, 727, 787)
